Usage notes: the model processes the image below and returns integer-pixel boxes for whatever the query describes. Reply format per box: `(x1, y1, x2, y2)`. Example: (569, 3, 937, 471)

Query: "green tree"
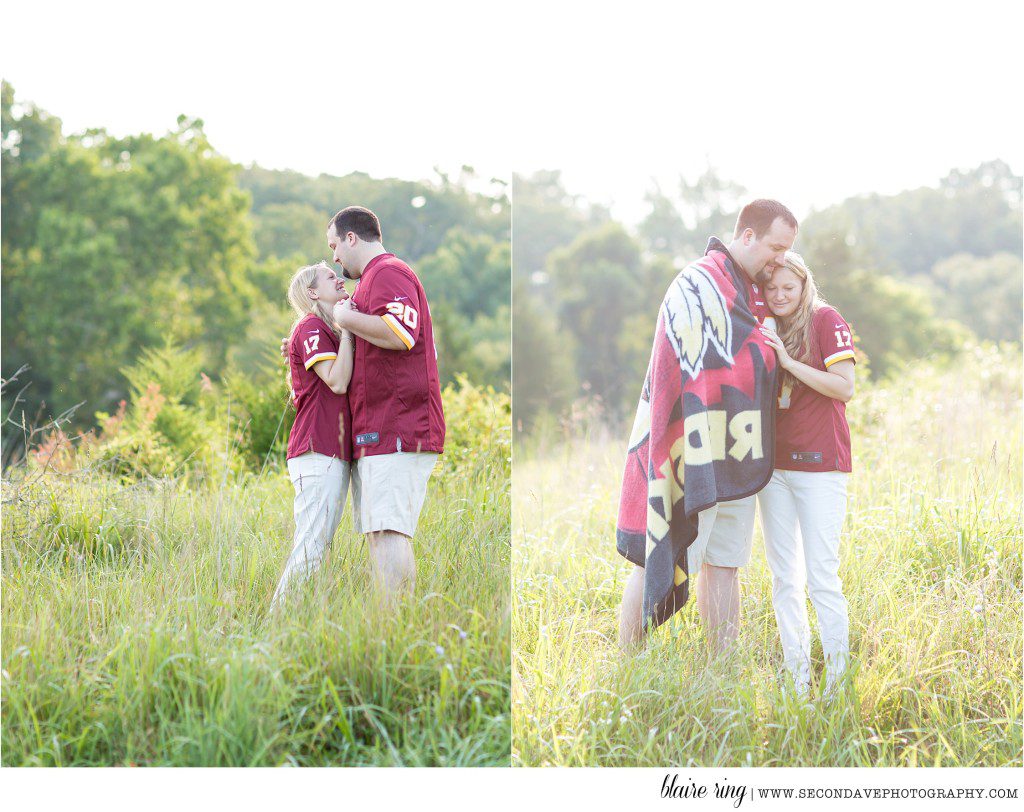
(929, 253, 1023, 343)
(240, 165, 509, 263)
(512, 171, 610, 282)
(796, 225, 968, 377)
(801, 159, 1022, 279)
(2, 84, 257, 429)
(417, 228, 511, 390)
(417, 228, 510, 320)
(546, 223, 672, 415)
(511, 278, 578, 430)
(639, 165, 746, 262)
(818, 267, 967, 377)
(251, 201, 332, 262)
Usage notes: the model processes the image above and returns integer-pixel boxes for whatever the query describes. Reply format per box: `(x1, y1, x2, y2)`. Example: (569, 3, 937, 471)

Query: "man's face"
(740, 218, 797, 283)
(327, 223, 359, 279)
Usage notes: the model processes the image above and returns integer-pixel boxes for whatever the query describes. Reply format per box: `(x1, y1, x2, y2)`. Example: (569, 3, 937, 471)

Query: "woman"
(271, 261, 356, 608)
(757, 251, 856, 698)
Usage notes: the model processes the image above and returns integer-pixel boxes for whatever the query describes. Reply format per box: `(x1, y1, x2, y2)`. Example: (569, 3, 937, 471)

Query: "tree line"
(513, 161, 1022, 430)
(1, 81, 511, 454)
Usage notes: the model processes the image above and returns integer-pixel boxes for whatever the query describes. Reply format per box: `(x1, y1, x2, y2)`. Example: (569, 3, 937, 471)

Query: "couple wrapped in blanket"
(616, 200, 857, 698)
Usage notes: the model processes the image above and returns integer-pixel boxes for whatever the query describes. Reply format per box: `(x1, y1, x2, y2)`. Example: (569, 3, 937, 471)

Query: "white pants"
(271, 453, 350, 608)
(757, 469, 850, 691)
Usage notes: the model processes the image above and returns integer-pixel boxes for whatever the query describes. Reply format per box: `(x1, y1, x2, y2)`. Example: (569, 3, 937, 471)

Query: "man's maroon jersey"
(287, 314, 352, 461)
(349, 253, 445, 458)
(747, 278, 770, 323)
(774, 305, 856, 473)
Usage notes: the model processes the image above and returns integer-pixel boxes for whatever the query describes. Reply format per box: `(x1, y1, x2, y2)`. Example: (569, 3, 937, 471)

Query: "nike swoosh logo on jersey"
(394, 295, 408, 301)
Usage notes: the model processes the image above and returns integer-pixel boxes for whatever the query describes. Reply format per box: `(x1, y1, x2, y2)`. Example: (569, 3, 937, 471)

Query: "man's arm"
(335, 308, 408, 351)
(346, 265, 423, 351)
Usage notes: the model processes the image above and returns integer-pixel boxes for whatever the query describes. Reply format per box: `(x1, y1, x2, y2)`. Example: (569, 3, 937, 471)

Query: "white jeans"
(757, 469, 850, 692)
(271, 453, 350, 608)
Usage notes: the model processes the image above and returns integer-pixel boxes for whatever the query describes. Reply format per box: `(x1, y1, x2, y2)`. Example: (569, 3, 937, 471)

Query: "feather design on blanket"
(616, 238, 778, 629)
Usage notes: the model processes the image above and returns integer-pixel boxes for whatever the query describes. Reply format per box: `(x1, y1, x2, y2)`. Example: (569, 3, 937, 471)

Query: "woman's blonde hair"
(287, 261, 342, 341)
(771, 251, 828, 389)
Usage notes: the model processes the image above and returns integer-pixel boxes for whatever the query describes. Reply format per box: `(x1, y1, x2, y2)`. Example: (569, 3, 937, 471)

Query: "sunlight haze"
(4, 0, 1021, 219)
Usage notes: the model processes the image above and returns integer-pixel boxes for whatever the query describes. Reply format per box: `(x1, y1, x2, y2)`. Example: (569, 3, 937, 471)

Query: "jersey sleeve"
(817, 308, 857, 368)
(294, 318, 339, 370)
(364, 266, 422, 350)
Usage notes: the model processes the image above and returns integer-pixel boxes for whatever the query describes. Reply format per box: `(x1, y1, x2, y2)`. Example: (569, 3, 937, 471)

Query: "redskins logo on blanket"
(663, 267, 733, 380)
(616, 239, 778, 630)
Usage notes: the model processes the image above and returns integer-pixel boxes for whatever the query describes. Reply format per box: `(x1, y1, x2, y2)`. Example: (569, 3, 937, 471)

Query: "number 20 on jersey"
(386, 301, 419, 329)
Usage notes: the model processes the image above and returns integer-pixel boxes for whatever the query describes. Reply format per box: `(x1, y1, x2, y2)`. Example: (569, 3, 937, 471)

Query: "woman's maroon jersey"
(774, 305, 856, 473)
(287, 314, 352, 461)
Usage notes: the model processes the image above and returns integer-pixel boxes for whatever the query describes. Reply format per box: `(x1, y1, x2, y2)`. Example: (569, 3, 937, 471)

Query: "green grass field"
(2, 458, 510, 766)
(512, 345, 1022, 767)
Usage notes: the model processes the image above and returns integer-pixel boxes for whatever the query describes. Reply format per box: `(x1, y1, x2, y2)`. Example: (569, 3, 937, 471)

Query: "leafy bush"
(88, 424, 184, 480)
(26, 346, 510, 484)
(439, 375, 511, 481)
(222, 366, 294, 472)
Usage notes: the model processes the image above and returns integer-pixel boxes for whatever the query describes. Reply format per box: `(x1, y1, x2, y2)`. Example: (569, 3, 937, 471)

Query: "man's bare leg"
(696, 563, 740, 654)
(367, 530, 416, 605)
(618, 565, 646, 648)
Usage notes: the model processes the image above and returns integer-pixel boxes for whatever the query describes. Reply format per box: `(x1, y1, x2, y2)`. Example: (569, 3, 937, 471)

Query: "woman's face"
(765, 266, 803, 318)
(309, 265, 348, 306)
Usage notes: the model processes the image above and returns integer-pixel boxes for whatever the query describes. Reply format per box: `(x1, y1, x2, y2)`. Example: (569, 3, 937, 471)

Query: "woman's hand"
(759, 324, 793, 370)
(333, 297, 357, 327)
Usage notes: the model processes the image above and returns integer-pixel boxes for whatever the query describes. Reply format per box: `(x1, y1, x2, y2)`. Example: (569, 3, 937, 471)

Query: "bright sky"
(4, 0, 1022, 223)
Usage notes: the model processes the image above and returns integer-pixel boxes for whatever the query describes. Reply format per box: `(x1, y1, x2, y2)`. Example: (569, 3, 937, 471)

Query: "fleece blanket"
(616, 237, 778, 630)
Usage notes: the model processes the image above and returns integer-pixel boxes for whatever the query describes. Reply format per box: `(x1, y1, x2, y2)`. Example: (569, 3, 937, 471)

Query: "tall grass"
(512, 344, 1022, 767)
(2, 458, 510, 766)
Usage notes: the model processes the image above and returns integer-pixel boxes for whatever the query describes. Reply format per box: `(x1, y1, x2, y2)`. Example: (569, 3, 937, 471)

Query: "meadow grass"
(2, 459, 510, 766)
(512, 346, 1022, 767)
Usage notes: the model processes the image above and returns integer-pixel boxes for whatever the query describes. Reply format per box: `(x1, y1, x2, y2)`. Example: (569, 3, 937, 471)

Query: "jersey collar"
(361, 252, 395, 279)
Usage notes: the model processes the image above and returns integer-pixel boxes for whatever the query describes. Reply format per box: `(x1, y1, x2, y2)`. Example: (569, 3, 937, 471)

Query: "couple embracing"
(272, 206, 445, 610)
(616, 199, 856, 699)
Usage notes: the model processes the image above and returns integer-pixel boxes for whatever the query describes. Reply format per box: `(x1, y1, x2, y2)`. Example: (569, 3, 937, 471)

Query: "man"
(617, 199, 798, 653)
(285, 205, 445, 604)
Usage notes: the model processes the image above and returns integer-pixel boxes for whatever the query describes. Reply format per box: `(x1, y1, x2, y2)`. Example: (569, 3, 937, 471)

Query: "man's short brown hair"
(733, 199, 798, 239)
(330, 206, 382, 242)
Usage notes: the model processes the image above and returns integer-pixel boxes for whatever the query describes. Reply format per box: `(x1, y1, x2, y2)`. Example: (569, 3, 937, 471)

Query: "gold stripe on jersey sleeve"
(304, 352, 338, 370)
(824, 350, 855, 368)
(381, 314, 415, 349)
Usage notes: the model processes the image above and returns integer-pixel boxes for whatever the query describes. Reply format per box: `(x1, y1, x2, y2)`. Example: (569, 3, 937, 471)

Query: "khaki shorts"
(685, 494, 757, 574)
(352, 451, 438, 538)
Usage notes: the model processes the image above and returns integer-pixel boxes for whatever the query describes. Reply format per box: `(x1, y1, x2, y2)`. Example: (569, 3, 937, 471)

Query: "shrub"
(222, 364, 294, 472)
(24, 347, 511, 486)
(439, 375, 511, 481)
